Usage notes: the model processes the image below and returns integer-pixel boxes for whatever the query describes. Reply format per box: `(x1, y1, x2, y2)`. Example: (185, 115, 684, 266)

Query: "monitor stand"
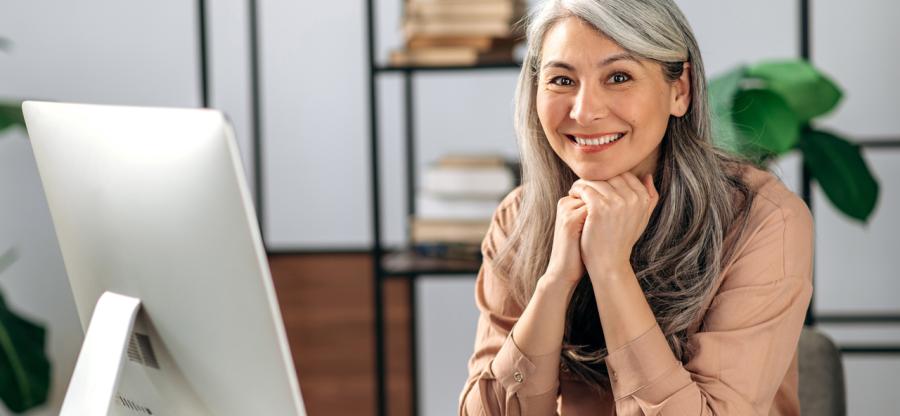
(60, 291, 142, 416)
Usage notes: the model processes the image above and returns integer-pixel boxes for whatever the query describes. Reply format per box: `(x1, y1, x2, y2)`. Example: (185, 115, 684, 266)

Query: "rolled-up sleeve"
(459, 187, 561, 416)
(604, 191, 814, 415)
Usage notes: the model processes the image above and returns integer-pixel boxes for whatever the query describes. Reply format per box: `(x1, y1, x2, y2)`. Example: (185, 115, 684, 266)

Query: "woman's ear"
(670, 62, 691, 117)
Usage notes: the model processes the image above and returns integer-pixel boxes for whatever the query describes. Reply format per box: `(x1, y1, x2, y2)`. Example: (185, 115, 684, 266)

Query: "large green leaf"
(708, 65, 746, 154)
(798, 129, 879, 222)
(732, 88, 800, 159)
(0, 289, 51, 413)
(0, 103, 25, 133)
(746, 59, 843, 122)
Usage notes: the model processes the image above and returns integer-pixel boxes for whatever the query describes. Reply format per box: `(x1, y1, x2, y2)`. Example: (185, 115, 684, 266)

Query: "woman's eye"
(609, 72, 631, 84)
(550, 76, 574, 86)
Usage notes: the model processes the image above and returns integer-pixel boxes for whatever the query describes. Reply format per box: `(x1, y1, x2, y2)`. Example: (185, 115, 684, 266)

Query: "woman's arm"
(512, 275, 575, 358)
(572, 173, 814, 415)
(589, 206, 812, 415)
(460, 272, 575, 416)
(513, 193, 588, 358)
(460, 271, 568, 416)
(460, 190, 588, 416)
(567, 172, 661, 350)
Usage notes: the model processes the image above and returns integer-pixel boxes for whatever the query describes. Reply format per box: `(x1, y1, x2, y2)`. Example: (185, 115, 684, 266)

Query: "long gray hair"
(493, 0, 760, 391)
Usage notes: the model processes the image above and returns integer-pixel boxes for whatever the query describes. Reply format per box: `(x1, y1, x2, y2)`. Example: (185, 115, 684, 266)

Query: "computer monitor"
(23, 101, 306, 415)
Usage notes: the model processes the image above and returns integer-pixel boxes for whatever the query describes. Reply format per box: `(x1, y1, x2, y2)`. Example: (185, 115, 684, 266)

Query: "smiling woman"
(459, 1, 813, 415)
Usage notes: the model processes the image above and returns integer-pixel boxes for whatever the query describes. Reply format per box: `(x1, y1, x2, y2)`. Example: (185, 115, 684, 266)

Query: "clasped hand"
(545, 172, 659, 286)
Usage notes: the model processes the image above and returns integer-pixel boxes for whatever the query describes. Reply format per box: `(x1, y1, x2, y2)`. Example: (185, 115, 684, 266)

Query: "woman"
(459, 0, 813, 415)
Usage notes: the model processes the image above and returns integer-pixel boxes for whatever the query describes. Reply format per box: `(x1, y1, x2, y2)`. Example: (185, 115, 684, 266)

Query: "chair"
(798, 327, 846, 416)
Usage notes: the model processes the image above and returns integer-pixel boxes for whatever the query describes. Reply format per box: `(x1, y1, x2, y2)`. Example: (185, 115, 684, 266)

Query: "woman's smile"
(566, 132, 626, 153)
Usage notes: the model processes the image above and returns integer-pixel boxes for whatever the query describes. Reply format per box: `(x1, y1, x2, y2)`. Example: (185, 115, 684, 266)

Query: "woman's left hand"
(568, 172, 659, 279)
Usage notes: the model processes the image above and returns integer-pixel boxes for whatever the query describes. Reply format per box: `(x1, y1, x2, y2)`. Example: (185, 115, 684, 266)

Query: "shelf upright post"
(798, 0, 816, 327)
(403, 69, 421, 416)
(364, 0, 387, 415)
(248, 0, 265, 242)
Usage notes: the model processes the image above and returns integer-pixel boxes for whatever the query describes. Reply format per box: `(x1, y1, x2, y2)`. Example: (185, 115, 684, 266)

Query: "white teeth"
(574, 133, 623, 146)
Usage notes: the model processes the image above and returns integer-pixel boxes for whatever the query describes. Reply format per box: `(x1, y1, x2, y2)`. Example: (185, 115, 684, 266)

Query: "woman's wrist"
(512, 273, 576, 357)
(586, 260, 634, 285)
(537, 273, 578, 299)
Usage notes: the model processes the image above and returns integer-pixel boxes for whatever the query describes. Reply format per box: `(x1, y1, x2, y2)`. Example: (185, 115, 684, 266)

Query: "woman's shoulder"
(728, 164, 814, 282)
(738, 164, 812, 229)
(498, 185, 524, 209)
(491, 185, 525, 231)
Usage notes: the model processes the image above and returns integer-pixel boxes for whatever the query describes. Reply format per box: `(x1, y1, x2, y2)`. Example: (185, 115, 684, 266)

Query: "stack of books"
(390, 0, 525, 66)
(411, 154, 517, 260)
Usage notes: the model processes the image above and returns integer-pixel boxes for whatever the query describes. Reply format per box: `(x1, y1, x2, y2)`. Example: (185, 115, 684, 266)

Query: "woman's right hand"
(544, 195, 588, 286)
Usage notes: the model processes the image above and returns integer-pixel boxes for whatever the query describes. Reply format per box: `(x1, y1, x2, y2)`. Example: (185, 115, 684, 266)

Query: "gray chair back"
(798, 328, 846, 416)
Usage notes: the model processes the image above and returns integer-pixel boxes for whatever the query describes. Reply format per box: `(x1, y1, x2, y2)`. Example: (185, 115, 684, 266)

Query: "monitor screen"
(24, 101, 306, 415)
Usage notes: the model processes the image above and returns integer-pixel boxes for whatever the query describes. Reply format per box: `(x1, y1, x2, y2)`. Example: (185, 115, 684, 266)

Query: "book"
(389, 46, 513, 66)
(404, 19, 517, 38)
(434, 154, 507, 168)
(407, 1, 523, 22)
(411, 218, 492, 244)
(416, 192, 501, 220)
(407, 35, 518, 52)
(421, 165, 515, 198)
(412, 241, 482, 261)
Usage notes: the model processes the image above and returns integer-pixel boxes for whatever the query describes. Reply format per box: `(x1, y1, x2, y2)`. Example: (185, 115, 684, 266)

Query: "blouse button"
(610, 370, 618, 382)
(513, 371, 524, 383)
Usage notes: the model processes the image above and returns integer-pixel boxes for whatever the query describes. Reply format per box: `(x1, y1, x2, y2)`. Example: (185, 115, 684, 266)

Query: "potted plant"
(1, 37, 52, 414)
(709, 58, 879, 222)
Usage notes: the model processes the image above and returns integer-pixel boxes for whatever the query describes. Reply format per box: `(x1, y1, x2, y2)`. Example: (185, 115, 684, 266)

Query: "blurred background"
(1, 0, 899, 415)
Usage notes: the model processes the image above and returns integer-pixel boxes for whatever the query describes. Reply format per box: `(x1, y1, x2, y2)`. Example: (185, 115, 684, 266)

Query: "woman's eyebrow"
(541, 60, 575, 71)
(599, 52, 641, 67)
(541, 52, 641, 72)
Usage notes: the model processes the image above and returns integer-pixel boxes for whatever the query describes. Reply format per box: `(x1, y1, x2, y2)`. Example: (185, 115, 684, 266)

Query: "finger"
(582, 181, 628, 206)
(569, 181, 605, 205)
(559, 195, 586, 209)
(620, 173, 650, 202)
(574, 179, 617, 199)
(606, 175, 639, 203)
(643, 174, 659, 203)
(573, 205, 588, 224)
(606, 175, 631, 193)
(560, 205, 588, 236)
(642, 174, 660, 215)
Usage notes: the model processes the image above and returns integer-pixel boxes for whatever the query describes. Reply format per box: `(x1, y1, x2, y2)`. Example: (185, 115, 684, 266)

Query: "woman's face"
(536, 16, 691, 181)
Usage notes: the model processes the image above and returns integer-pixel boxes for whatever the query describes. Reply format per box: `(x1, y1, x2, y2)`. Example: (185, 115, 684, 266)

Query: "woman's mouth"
(566, 133, 625, 153)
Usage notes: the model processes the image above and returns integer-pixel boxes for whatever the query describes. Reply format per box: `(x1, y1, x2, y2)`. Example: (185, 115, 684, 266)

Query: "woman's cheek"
(539, 93, 568, 123)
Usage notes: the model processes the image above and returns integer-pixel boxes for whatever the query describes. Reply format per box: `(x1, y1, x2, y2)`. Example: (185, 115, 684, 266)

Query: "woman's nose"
(569, 87, 608, 126)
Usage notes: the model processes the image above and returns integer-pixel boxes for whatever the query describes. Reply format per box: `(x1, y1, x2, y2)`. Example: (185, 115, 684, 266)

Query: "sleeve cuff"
(490, 332, 560, 397)
(604, 323, 684, 400)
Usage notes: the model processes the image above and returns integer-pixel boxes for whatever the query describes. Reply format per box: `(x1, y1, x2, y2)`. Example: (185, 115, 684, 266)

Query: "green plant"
(0, 103, 25, 133)
(709, 59, 879, 222)
(1, 37, 52, 414)
(0, 249, 50, 414)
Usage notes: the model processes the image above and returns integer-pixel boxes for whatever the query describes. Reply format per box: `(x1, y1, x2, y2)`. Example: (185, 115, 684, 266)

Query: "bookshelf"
(363, 1, 521, 415)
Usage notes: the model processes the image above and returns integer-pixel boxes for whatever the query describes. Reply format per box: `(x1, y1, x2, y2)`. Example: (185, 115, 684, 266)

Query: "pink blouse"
(459, 165, 814, 415)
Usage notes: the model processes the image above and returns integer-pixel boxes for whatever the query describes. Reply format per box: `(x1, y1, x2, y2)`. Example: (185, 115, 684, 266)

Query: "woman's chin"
(573, 167, 620, 181)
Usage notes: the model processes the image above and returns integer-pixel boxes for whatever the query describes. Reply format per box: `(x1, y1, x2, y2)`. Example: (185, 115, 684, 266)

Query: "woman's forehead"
(540, 18, 646, 70)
